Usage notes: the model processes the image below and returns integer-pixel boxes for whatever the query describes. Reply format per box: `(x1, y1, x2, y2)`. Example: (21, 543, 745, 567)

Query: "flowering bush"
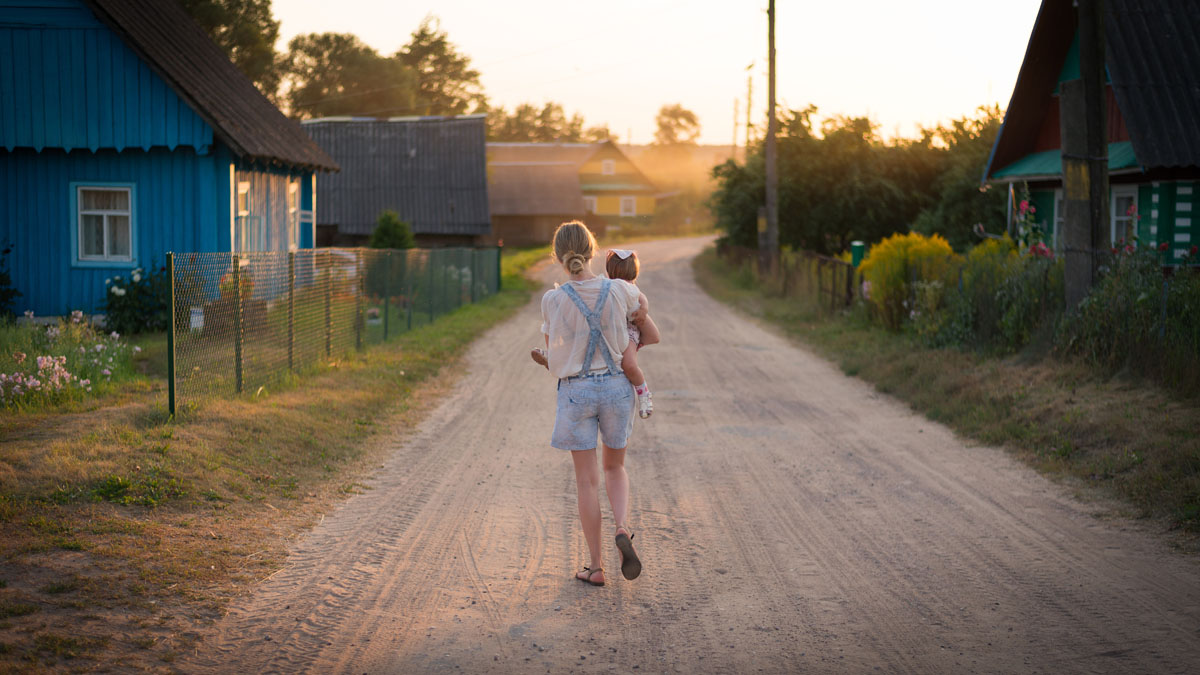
(0, 311, 137, 408)
(101, 265, 169, 334)
(1014, 190, 1045, 248)
(858, 231, 961, 331)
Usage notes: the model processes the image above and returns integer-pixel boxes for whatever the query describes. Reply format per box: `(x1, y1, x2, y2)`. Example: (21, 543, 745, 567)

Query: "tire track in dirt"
(188, 236, 1200, 674)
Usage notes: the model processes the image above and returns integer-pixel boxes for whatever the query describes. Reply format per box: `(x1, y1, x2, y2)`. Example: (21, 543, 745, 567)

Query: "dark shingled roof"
(985, 0, 1200, 180)
(304, 116, 491, 236)
(488, 164, 586, 216)
(84, 0, 338, 171)
(1105, 0, 1200, 169)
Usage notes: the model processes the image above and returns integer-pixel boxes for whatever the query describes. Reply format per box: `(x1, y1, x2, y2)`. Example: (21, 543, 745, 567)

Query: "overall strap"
(561, 280, 620, 375)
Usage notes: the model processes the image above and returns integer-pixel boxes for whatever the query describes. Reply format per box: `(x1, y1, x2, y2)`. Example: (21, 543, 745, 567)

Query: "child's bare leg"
(621, 343, 644, 387)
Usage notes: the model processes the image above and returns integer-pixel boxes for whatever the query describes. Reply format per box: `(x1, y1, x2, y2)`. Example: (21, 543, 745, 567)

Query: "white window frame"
(601, 159, 615, 176)
(74, 184, 135, 265)
(1111, 186, 1138, 245)
(235, 181, 251, 252)
(287, 180, 301, 251)
(583, 196, 597, 214)
(620, 196, 636, 217)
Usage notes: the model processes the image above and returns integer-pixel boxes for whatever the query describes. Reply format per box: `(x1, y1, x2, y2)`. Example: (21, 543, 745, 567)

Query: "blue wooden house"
(0, 0, 339, 316)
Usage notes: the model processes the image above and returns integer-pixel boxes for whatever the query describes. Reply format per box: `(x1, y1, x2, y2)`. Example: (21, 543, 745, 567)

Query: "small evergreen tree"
(369, 210, 415, 249)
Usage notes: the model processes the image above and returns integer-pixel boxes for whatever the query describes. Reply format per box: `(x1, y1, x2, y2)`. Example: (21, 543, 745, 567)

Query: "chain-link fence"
(166, 247, 501, 415)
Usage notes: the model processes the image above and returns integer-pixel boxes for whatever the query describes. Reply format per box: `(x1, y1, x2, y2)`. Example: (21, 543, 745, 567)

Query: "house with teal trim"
(984, 0, 1200, 264)
(0, 0, 339, 317)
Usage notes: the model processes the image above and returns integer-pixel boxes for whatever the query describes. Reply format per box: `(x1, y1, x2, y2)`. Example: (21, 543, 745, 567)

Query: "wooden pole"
(1060, 0, 1109, 308)
(765, 0, 779, 263)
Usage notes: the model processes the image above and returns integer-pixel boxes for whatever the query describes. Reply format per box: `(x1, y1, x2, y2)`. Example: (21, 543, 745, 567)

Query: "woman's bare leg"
(570, 449, 604, 582)
(602, 443, 629, 529)
(620, 343, 645, 387)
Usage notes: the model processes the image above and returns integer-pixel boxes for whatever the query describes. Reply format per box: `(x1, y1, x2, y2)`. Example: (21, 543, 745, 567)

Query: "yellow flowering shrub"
(859, 231, 961, 330)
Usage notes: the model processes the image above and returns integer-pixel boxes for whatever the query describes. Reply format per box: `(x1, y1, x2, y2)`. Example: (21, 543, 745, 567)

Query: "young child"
(531, 248, 658, 418)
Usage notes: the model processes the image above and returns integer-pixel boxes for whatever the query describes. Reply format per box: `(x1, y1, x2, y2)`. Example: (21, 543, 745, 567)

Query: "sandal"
(530, 348, 549, 369)
(615, 526, 642, 580)
(575, 566, 605, 586)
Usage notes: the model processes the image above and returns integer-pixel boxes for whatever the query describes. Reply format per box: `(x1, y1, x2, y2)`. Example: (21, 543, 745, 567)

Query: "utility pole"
(1060, 0, 1108, 308)
(764, 0, 778, 260)
(733, 98, 740, 163)
(745, 63, 754, 149)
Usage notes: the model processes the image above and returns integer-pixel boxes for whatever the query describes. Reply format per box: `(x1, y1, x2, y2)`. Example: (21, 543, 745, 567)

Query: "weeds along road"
(190, 236, 1200, 674)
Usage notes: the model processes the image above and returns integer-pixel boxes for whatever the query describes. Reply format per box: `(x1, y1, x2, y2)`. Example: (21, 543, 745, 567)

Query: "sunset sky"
(273, 0, 1045, 145)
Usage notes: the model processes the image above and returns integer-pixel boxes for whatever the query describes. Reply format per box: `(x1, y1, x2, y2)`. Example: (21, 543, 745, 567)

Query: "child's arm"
(633, 292, 660, 346)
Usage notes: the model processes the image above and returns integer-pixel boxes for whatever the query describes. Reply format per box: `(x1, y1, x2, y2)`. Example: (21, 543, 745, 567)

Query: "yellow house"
(487, 141, 656, 246)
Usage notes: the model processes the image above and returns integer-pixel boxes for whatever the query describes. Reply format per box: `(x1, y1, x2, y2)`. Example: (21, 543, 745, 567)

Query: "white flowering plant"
(100, 263, 170, 335)
(0, 312, 136, 408)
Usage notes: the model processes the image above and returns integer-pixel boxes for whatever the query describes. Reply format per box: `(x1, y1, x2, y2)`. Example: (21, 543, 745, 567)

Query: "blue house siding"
(0, 1, 214, 154)
(0, 0, 328, 317)
(0, 145, 228, 315)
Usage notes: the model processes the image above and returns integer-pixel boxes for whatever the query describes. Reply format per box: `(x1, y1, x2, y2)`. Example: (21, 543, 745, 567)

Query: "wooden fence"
(717, 244, 858, 311)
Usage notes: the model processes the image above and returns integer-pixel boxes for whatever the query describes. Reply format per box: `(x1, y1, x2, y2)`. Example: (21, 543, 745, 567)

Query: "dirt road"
(190, 237, 1200, 673)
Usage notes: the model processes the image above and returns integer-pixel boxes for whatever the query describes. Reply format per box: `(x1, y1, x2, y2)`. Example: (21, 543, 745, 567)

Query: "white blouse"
(540, 276, 641, 379)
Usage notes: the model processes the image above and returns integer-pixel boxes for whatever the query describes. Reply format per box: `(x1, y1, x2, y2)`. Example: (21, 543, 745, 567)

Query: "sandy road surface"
(190, 237, 1200, 674)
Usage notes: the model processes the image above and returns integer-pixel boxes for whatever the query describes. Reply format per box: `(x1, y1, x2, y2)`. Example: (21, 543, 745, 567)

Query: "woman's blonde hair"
(552, 220, 597, 275)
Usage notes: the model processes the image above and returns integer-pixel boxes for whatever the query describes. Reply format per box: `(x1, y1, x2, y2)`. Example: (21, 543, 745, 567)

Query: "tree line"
(709, 105, 1007, 254)
(180, 0, 643, 143)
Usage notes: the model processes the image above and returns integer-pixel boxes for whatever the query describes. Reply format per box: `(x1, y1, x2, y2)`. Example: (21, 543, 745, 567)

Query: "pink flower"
(1029, 206, 1036, 214)
(1191, 245, 1199, 257)
(12, 352, 25, 364)
(1018, 200, 1030, 214)
(101, 368, 112, 377)
(1159, 242, 1169, 252)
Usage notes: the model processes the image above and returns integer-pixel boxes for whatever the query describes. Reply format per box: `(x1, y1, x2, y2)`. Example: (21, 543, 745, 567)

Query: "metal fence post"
(428, 252, 436, 324)
(324, 250, 332, 358)
(233, 253, 244, 394)
(383, 250, 391, 342)
(287, 251, 295, 372)
(167, 252, 176, 417)
(496, 245, 502, 291)
(355, 249, 364, 351)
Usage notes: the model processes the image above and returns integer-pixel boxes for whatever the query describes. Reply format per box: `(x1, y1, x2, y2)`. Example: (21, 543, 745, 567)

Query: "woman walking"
(540, 221, 657, 586)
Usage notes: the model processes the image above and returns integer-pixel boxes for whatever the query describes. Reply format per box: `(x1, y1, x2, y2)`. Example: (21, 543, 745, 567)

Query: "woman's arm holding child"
(632, 292, 660, 346)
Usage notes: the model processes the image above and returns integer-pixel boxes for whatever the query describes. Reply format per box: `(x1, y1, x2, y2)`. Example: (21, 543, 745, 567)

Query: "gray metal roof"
(304, 116, 490, 236)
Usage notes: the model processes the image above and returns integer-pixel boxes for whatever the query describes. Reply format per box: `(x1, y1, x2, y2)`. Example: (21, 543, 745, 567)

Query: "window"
(583, 196, 597, 214)
(1111, 186, 1138, 245)
(620, 196, 636, 217)
(601, 159, 615, 176)
(77, 186, 132, 262)
(236, 181, 250, 217)
(235, 181, 251, 252)
(288, 181, 301, 251)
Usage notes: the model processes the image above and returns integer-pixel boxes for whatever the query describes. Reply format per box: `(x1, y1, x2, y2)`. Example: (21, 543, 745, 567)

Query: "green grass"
(695, 247, 1200, 534)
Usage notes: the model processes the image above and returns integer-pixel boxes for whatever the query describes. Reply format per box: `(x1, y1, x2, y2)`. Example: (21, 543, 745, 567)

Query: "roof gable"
(83, 0, 337, 170)
(986, 0, 1200, 180)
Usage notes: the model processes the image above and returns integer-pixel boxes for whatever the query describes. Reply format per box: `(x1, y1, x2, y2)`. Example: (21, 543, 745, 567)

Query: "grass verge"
(0, 248, 545, 671)
(694, 247, 1200, 538)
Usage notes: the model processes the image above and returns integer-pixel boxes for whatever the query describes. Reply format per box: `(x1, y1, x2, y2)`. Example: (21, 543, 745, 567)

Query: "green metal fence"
(166, 247, 501, 415)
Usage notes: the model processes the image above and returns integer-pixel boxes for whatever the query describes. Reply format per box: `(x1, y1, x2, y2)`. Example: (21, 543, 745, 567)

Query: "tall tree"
(397, 16, 487, 115)
(282, 33, 416, 119)
(487, 102, 590, 142)
(180, 0, 282, 100)
(654, 103, 701, 145)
